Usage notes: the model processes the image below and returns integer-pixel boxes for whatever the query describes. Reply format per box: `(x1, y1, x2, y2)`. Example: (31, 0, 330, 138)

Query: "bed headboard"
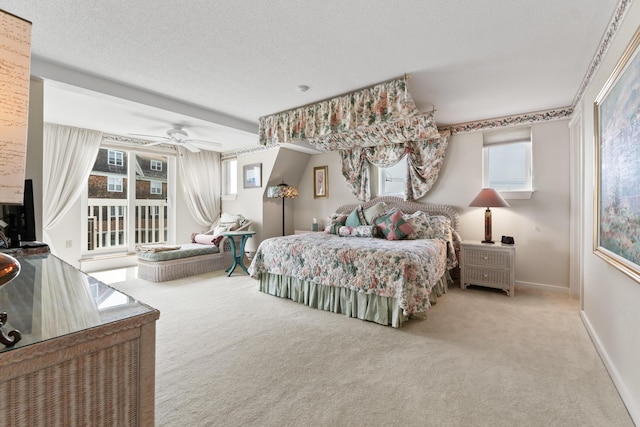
(335, 196, 460, 234)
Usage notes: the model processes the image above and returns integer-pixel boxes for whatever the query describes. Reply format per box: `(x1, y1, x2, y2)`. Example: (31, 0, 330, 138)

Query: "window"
(150, 159, 163, 171)
(482, 126, 533, 195)
(86, 149, 173, 253)
(222, 158, 238, 196)
(150, 180, 162, 194)
(108, 150, 124, 166)
(378, 156, 407, 196)
(107, 176, 123, 192)
(110, 206, 124, 218)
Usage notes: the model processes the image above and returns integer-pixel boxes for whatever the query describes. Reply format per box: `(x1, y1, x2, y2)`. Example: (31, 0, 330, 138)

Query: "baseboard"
(80, 253, 138, 273)
(515, 280, 571, 294)
(580, 310, 638, 424)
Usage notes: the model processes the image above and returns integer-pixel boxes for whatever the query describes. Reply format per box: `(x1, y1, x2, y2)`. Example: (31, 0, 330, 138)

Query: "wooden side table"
(222, 230, 256, 276)
(460, 240, 516, 296)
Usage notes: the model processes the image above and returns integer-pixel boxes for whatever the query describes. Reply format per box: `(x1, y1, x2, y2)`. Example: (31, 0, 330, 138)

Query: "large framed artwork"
(243, 163, 262, 189)
(594, 27, 640, 284)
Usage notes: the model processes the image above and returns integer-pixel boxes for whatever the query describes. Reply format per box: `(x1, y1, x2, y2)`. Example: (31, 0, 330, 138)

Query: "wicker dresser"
(0, 253, 159, 426)
(460, 240, 516, 296)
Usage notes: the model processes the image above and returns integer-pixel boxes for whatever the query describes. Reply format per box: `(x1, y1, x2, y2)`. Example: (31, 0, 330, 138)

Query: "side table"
(222, 230, 256, 276)
(460, 240, 516, 296)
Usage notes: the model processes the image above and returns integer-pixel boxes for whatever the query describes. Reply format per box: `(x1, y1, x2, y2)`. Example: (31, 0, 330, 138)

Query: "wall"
(293, 120, 571, 291)
(580, 2, 640, 422)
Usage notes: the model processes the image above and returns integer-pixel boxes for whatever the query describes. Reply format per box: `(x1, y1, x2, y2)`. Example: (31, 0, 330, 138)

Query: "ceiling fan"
(130, 125, 222, 153)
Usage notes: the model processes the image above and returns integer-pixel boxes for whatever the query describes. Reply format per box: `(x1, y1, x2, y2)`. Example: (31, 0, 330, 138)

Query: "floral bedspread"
(248, 233, 449, 315)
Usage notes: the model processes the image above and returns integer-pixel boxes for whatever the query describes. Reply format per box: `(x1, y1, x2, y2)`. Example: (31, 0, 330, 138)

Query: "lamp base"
(481, 240, 495, 244)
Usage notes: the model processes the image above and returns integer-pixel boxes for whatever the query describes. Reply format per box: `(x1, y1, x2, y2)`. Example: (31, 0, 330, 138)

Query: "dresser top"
(461, 240, 516, 248)
(0, 253, 158, 353)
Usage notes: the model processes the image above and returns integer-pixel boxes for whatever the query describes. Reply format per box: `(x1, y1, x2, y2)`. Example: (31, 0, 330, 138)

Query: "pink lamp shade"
(469, 188, 509, 243)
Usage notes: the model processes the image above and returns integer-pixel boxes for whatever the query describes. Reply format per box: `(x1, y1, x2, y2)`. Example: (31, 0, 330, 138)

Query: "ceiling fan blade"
(189, 138, 223, 147)
(182, 141, 201, 153)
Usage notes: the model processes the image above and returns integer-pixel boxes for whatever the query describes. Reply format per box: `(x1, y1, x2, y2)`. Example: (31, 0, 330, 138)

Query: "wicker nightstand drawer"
(460, 241, 516, 296)
(464, 248, 512, 268)
(464, 266, 512, 287)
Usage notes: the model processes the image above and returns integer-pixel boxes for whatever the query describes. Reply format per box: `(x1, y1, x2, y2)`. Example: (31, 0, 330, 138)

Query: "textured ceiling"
(1, 0, 620, 152)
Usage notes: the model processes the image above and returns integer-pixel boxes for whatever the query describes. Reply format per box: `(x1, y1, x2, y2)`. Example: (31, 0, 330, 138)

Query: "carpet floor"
(110, 270, 633, 427)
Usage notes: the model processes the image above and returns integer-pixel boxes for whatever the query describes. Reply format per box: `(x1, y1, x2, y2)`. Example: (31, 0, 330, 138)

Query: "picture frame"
(313, 166, 328, 199)
(593, 26, 640, 284)
(243, 163, 262, 189)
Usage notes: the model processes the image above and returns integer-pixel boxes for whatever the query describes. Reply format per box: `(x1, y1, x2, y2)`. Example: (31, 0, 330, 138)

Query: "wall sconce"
(469, 188, 510, 243)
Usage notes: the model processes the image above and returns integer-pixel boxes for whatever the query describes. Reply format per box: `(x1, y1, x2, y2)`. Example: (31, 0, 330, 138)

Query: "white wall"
(580, 3, 640, 422)
(294, 120, 571, 291)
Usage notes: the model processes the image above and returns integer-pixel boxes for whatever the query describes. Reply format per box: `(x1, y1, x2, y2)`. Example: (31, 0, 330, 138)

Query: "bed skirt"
(257, 272, 449, 328)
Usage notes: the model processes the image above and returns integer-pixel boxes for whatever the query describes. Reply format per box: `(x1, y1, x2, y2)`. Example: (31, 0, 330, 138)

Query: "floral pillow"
(427, 215, 453, 242)
(324, 213, 348, 234)
(403, 211, 434, 240)
(374, 208, 414, 240)
(338, 225, 378, 238)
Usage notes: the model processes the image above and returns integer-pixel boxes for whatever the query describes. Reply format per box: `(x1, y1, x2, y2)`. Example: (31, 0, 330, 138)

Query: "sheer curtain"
(43, 123, 103, 230)
(176, 147, 221, 229)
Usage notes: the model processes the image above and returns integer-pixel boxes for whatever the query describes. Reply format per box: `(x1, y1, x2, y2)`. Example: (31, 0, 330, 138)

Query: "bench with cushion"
(136, 214, 251, 282)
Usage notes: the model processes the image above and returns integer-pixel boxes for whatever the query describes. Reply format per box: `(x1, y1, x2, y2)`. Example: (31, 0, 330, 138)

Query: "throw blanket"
(248, 233, 448, 316)
(136, 245, 181, 253)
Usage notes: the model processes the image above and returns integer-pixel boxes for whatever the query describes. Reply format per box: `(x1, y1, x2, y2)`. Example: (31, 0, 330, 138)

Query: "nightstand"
(460, 240, 516, 296)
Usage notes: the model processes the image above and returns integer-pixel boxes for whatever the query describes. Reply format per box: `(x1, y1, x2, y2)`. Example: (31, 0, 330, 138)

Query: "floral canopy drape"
(340, 131, 450, 202)
(258, 76, 449, 201)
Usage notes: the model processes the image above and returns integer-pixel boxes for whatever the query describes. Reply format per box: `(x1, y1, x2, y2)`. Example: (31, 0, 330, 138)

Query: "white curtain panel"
(43, 123, 103, 230)
(176, 147, 221, 229)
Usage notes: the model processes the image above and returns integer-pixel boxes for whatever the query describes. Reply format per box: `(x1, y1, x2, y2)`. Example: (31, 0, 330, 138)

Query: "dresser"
(0, 252, 159, 426)
(460, 240, 516, 296)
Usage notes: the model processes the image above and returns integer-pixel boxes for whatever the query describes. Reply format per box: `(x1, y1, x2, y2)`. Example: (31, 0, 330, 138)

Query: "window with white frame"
(150, 159, 163, 171)
(482, 126, 533, 193)
(150, 180, 162, 194)
(110, 206, 124, 218)
(222, 158, 238, 195)
(378, 156, 407, 196)
(107, 176, 123, 192)
(108, 149, 124, 166)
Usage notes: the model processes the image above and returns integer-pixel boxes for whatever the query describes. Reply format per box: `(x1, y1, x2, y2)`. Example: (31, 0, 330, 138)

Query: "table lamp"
(469, 188, 510, 243)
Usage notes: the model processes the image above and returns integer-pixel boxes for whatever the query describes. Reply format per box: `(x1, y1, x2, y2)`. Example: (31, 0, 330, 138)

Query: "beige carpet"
(111, 270, 633, 427)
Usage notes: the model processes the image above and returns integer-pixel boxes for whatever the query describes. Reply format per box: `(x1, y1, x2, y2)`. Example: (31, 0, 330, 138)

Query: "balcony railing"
(87, 198, 168, 251)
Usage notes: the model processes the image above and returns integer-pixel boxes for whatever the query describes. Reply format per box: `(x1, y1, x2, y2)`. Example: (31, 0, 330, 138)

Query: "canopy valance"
(258, 77, 440, 151)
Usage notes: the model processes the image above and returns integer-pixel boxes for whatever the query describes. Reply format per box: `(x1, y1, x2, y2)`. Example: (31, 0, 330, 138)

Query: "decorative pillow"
(362, 202, 388, 225)
(345, 206, 363, 227)
(403, 211, 434, 240)
(324, 213, 348, 234)
(374, 209, 414, 240)
(427, 215, 453, 242)
(213, 224, 234, 236)
(338, 225, 378, 238)
(218, 213, 246, 230)
(192, 233, 216, 245)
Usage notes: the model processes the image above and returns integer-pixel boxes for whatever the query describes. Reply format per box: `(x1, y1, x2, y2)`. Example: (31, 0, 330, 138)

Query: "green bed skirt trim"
(258, 272, 449, 328)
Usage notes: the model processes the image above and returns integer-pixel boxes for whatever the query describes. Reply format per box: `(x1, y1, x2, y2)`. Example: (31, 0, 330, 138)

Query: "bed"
(248, 196, 460, 327)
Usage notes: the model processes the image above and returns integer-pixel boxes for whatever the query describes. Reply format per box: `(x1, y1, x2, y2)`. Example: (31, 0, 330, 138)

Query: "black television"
(1, 179, 37, 247)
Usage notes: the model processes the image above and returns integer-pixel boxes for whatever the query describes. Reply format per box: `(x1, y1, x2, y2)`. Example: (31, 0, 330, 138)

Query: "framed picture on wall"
(594, 26, 640, 284)
(243, 163, 262, 188)
(313, 166, 328, 198)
